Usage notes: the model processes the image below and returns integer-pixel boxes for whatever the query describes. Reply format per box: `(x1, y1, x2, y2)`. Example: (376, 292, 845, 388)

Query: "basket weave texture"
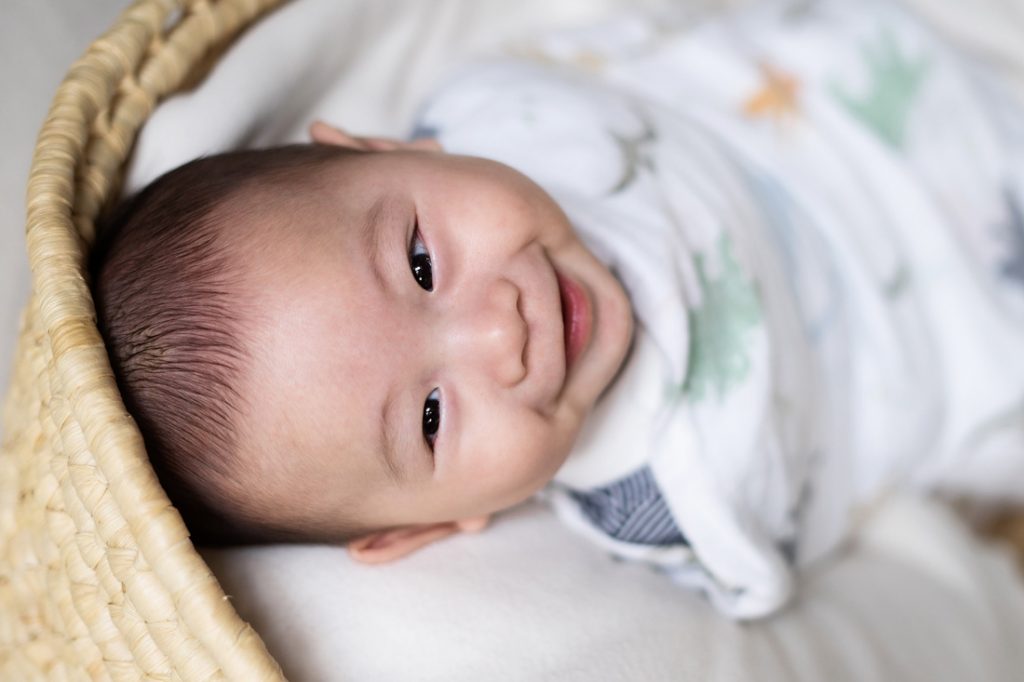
(1, 1, 289, 678)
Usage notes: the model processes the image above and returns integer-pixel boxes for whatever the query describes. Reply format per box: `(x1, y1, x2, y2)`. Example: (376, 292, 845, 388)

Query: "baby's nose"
(450, 278, 527, 386)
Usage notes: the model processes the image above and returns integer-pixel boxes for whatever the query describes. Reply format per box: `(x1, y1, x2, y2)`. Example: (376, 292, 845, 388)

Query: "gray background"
(0, 0, 128, 411)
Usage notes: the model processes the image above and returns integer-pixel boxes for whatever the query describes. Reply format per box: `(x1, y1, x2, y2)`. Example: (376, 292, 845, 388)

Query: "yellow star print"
(743, 63, 801, 121)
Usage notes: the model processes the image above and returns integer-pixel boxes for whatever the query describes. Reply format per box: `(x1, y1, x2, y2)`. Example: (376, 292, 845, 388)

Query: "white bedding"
(12, 0, 1024, 679)
(202, 496, 1024, 681)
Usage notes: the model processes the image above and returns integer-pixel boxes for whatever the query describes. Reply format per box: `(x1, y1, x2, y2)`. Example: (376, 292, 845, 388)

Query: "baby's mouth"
(556, 270, 593, 373)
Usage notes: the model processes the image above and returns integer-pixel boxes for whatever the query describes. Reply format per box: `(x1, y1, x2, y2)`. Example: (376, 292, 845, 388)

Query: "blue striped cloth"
(568, 467, 688, 546)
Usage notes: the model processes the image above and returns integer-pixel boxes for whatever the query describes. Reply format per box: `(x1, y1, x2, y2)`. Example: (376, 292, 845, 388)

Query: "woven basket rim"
(12, 0, 290, 678)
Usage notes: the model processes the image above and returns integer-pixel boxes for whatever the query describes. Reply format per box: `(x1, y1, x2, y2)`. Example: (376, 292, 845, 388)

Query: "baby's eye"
(422, 388, 441, 450)
(409, 224, 433, 291)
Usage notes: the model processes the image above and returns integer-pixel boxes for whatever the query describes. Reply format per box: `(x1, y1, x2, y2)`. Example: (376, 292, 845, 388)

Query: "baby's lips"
(556, 270, 593, 374)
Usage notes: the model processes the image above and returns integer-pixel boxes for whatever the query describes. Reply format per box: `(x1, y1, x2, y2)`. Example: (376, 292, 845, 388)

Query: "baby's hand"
(308, 120, 441, 152)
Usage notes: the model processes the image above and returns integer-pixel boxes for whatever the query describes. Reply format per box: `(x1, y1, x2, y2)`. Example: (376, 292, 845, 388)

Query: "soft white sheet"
(202, 496, 1024, 681)
(107, 0, 1024, 678)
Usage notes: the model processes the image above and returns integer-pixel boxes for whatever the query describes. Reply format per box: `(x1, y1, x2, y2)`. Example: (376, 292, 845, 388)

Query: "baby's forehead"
(215, 173, 354, 251)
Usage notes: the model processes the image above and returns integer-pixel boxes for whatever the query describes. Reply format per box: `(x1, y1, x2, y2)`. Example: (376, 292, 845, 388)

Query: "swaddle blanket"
(415, 0, 1024, 619)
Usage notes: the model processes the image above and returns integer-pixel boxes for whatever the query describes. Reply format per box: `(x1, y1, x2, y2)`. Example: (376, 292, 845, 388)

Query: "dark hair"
(91, 143, 373, 547)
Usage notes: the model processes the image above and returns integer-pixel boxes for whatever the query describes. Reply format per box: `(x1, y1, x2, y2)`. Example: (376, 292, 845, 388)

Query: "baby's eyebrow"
(360, 194, 400, 291)
(359, 194, 409, 485)
(378, 385, 408, 484)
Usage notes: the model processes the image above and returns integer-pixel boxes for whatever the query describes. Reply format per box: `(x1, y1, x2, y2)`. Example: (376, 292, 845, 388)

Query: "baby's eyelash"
(422, 387, 441, 450)
(409, 221, 434, 291)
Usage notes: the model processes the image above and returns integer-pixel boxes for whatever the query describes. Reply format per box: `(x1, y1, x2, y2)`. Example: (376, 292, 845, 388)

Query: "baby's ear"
(345, 515, 490, 564)
(308, 120, 441, 152)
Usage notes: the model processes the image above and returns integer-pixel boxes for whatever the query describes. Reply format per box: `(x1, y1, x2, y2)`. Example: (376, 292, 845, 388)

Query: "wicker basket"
(0, 1, 290, 678)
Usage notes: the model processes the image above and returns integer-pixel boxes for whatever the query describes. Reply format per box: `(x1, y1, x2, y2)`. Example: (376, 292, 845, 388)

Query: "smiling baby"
(93, 125, 634, 553)
(92, 0, 1024, 619)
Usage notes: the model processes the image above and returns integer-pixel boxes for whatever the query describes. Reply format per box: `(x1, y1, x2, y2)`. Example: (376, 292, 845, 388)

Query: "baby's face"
(236, 143, 633, 536)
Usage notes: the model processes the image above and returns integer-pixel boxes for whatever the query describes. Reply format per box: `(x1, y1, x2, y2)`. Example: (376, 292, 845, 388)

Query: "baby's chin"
(594, 281, 635, 402)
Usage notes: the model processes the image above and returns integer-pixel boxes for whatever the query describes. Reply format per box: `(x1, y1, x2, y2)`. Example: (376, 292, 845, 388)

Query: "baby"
(92, 0, 1024, 618)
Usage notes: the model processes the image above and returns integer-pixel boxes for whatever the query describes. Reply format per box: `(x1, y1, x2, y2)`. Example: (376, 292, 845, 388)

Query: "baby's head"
(92, 122, 633, 561)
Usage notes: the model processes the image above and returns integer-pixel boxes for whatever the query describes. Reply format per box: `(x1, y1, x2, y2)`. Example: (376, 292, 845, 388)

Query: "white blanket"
(411, 0, 1024, 618)
(115, 0, 1024, 678)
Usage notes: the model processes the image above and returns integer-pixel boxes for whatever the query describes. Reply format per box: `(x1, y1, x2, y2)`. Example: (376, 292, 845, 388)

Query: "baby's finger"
(308, 119, 355, 146)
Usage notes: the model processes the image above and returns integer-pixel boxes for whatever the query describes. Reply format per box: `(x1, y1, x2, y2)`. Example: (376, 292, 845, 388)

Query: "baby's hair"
(91, 143, 373, 547)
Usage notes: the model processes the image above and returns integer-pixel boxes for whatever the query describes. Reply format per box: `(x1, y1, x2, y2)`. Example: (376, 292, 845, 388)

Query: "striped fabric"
(568, 467, 689, 546)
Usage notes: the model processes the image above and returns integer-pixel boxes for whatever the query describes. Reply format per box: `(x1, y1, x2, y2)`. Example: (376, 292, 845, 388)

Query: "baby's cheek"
(533, 206, 577, 254)
(478, 412, 567, 497)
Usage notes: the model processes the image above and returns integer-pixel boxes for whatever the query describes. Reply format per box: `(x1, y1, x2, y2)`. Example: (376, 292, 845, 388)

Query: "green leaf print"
(609, 117, 657, 195)
(831, 27, 930, 149)
(680, 233, 763, 402)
